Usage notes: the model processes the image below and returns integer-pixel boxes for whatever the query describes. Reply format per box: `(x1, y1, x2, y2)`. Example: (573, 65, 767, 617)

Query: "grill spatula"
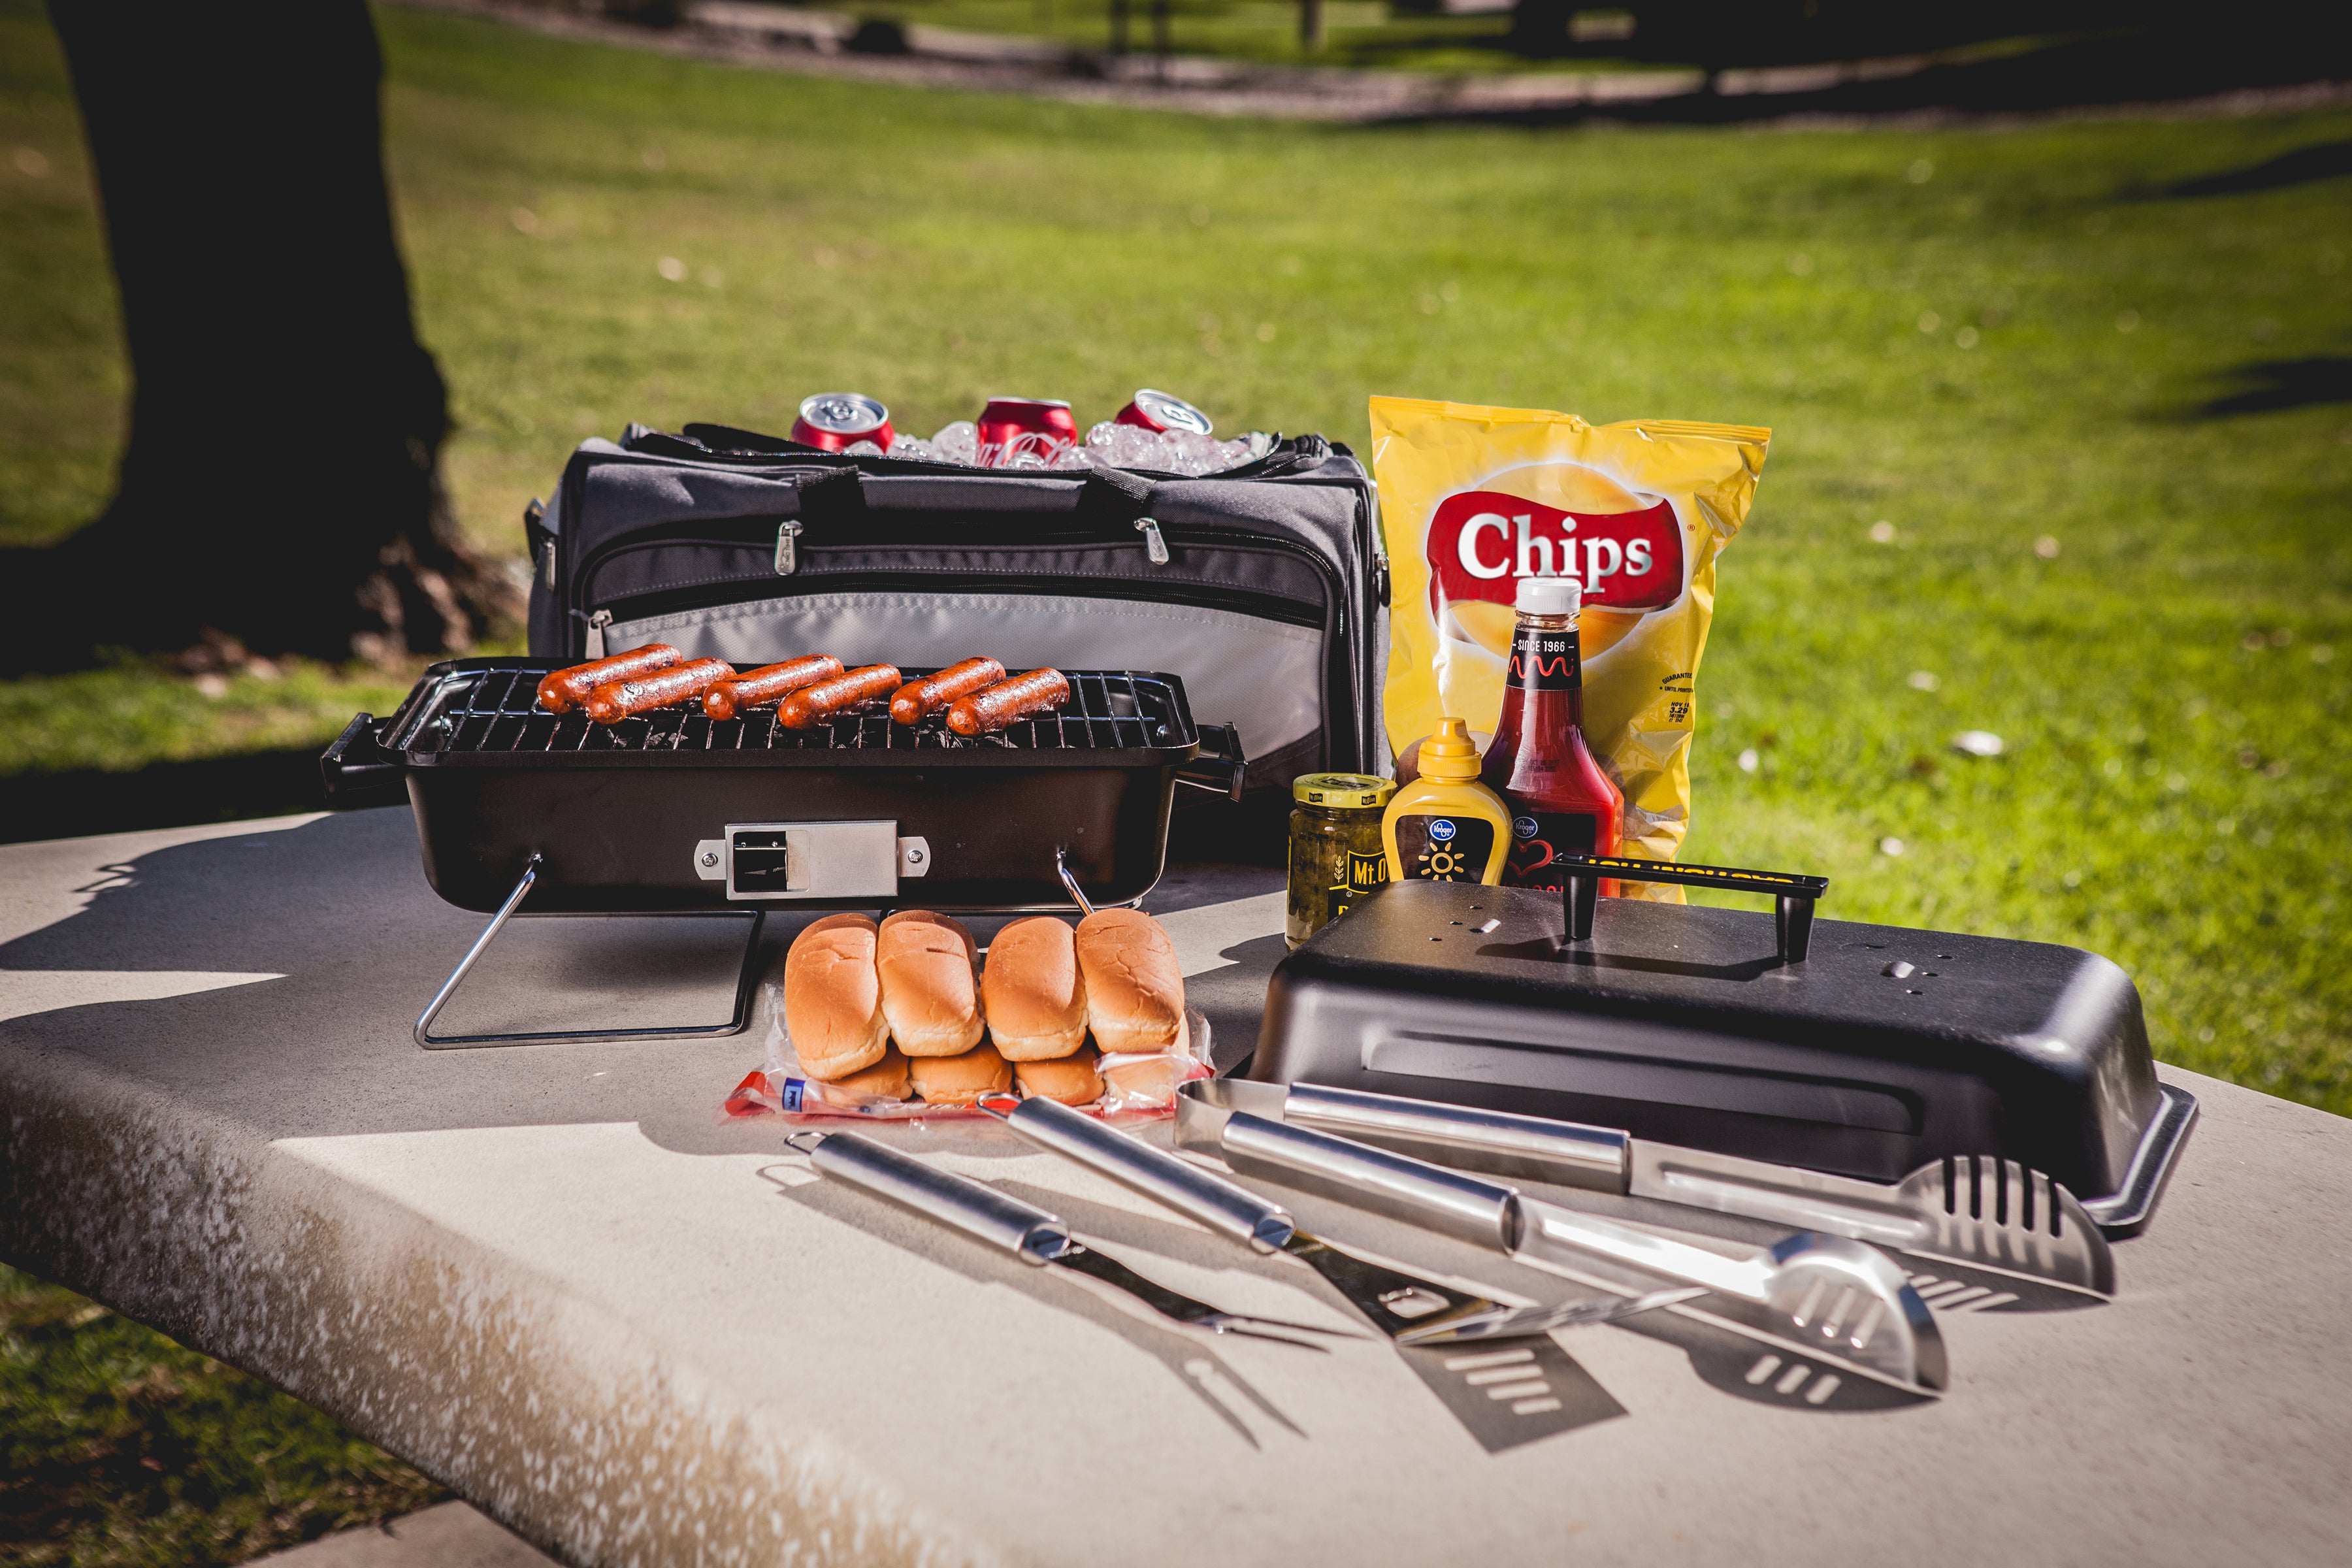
(975, 1094, 1694, 1345)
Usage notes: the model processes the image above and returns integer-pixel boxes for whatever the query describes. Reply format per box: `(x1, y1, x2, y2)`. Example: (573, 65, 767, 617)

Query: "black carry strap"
(794, 465, 870, 527)
(1076, 466, 1156, 527)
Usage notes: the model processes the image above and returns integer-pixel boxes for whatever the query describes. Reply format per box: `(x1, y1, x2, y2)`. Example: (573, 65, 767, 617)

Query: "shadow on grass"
(2160, 138, 2352, 197)
(2196, 357, 2352, 417)
(1387, 27, 2352, 127)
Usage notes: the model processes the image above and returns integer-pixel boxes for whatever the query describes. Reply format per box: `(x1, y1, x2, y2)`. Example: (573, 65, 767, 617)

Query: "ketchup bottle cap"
(1513, 576, 1582, 615)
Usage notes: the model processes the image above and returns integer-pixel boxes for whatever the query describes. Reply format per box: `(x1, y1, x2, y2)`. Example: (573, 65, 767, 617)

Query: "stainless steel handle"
(994, 1096, 1296, 1252)
(1285, 1082, 1629, 1194)
(1218, 1111, 1521, 1254)
(808, 1131, 1069, 1264)
(1516, 1200, 1769, 1301)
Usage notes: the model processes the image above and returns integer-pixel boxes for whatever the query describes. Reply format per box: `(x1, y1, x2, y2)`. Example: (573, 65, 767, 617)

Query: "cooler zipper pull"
(1134, 517, 1169, 566)
(584, 609, 612, 658)
(775, 519, 804, 576)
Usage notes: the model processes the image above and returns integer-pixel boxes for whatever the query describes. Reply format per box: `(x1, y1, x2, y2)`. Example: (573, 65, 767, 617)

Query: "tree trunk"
(2, 0, 519, 674)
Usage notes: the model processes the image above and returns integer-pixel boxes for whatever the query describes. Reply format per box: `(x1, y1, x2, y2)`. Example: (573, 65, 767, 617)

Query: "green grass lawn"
(7, 0, 2350, 1111)
(0, 3, 2347, 1550)
(0, 1265, 445, 1567)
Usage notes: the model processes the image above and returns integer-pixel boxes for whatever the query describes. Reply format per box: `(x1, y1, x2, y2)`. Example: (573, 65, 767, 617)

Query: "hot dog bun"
(785, 913, 888, 1081)
(877, 910, 985, 1056)
(831, 1046, 909, 1100)
(1013, 1047, 1102, 1106)
(981, 917, 1088, 1060)
(907, 1043, 1011, 1106)
(1074, 908, 1185, 1054)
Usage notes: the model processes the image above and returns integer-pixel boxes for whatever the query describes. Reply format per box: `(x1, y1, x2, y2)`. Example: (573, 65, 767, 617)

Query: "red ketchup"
(1481, 576, 1625, 898)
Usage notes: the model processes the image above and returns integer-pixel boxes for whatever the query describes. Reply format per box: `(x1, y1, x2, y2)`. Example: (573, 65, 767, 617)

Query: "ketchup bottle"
(1482, 576, 1624, 896)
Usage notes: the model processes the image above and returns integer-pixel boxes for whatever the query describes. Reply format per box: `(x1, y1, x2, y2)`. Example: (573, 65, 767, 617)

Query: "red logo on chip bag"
(1426, 491, 1683, 615)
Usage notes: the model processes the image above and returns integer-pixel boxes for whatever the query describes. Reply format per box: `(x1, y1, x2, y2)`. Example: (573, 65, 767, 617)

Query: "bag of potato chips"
(1368, 398, 1770, 898)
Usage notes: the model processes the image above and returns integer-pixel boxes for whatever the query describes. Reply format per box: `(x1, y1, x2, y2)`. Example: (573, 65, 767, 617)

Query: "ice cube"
(843, 440, 885, 457)
(888, 434, 934, 461)
(930, 421, 979, 465)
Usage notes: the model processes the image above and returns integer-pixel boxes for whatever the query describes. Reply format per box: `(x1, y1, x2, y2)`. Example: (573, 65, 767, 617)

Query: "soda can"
(792, 392, 894, 453)
(977, 397, 1079, 468)
(1115, 388, 1214, 437)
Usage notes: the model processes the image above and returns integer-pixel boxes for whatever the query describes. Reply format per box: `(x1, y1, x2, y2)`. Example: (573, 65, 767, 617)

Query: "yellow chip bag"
(1369, 398, 1770, 898)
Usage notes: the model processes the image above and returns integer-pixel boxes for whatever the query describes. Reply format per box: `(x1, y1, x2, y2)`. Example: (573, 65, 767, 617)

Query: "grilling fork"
(785, 1130, 1351, 1349)
(975, 1094, 1697, 1345)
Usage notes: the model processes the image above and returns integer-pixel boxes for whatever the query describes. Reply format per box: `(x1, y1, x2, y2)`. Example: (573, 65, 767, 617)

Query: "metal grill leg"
(415, 853, 766, 1049)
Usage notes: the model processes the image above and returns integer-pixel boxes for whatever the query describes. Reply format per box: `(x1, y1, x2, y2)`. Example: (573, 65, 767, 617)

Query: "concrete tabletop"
(3, 808, 2349, 1567)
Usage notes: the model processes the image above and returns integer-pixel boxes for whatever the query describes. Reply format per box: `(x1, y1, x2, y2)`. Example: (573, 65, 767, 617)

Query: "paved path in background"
(253, 1503, 555, 1567)
(389, 0, 2352, 125)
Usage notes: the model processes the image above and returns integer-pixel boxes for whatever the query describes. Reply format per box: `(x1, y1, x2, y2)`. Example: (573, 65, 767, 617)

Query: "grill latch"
(700, 822, 930, 899)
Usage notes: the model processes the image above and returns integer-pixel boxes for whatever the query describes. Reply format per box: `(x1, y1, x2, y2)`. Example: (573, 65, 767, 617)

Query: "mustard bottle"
(1382, 718, 1511, 885)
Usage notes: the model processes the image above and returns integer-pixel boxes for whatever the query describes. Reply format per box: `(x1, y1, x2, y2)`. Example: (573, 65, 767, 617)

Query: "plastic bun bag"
(1368, 398, 1771, 899)
(722, 984, 1208, 1123)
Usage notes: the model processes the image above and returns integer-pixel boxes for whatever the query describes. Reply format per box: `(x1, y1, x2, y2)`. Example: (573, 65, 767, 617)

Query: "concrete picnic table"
(4, 808, 2349, 1567)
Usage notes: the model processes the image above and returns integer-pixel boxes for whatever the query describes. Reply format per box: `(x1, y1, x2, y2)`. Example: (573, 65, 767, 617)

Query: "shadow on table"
(0, 808, 1282, 1152)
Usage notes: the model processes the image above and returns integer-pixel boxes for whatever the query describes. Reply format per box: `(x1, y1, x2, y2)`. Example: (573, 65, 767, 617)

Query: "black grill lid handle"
(1174, 723, 1247, 803)
(1558, 853, 1829, 964)
(319, 713, 407, 810)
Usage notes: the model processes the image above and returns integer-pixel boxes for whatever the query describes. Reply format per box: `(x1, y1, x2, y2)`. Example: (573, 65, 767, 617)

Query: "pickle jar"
(1286, 773, 1397, 948)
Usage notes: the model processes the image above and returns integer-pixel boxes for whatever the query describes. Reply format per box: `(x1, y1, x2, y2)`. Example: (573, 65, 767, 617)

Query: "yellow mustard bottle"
(1382, 718, 1510, 885)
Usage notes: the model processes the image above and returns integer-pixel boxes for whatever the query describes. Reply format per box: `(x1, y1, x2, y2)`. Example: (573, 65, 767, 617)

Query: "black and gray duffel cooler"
(522, 422, 1388, 792)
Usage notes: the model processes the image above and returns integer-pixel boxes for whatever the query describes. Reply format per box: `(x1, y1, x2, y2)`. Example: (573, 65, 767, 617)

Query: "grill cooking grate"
(411, 668, 1188, 756)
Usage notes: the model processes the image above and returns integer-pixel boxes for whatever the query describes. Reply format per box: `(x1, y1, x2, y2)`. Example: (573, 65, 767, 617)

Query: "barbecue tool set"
(319, 413, 2198, 1427)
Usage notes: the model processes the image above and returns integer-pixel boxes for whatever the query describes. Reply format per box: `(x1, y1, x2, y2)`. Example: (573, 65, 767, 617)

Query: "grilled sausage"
(536, 644, 682, 713)
(777, 663, 904, 730)
(889, 657, 1007, 726)
(584, 659, 732, 725)
(703, 654, 845, 721)
(945, 668, 1071, 736)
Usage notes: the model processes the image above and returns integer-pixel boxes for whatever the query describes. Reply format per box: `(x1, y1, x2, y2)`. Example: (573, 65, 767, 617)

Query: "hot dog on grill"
(703, 654, 845, 721)
(536, 645, 683, 713)
(583, 659, 732, 725)
(945, 668, 1071, 737)
(777, 663, 902, 730)
(889, 657, 1007, 727)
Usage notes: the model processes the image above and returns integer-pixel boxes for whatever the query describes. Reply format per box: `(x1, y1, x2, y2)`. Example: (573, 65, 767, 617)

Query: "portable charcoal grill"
(321, 657, 1243, 1047)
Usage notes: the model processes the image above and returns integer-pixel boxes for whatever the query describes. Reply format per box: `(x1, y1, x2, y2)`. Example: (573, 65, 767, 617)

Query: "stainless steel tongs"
(973, 1094, 1694, 1345)
(787, 1130, 1352, 1349)
(1172, 1083, 1949, 1396)
(1181, 1079, 2115, 1303)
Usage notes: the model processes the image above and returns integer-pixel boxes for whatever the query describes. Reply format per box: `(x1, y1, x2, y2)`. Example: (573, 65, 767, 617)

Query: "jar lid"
(1293, 772, 1396, 809)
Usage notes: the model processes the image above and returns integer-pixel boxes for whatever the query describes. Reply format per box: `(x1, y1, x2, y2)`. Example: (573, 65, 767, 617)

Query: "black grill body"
(323, 659, 1223, 913)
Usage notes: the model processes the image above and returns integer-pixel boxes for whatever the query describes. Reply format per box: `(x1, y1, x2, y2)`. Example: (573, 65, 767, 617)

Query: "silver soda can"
(792, 392, 894, 452)
(1115, 388, 1213, 436)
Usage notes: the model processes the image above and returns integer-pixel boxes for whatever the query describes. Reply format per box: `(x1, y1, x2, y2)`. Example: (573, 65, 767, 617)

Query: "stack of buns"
(783, 906, 1186, 1107)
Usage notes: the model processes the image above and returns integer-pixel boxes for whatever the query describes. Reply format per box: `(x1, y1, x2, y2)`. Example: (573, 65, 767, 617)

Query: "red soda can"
(1115, 388, 1214, 437)
(792, 392, 894, 452)
(977, 397, 1079, 467)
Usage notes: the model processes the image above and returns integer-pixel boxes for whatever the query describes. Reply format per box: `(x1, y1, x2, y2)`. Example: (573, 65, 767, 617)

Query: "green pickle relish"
(1286, 773, 1397, 948)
